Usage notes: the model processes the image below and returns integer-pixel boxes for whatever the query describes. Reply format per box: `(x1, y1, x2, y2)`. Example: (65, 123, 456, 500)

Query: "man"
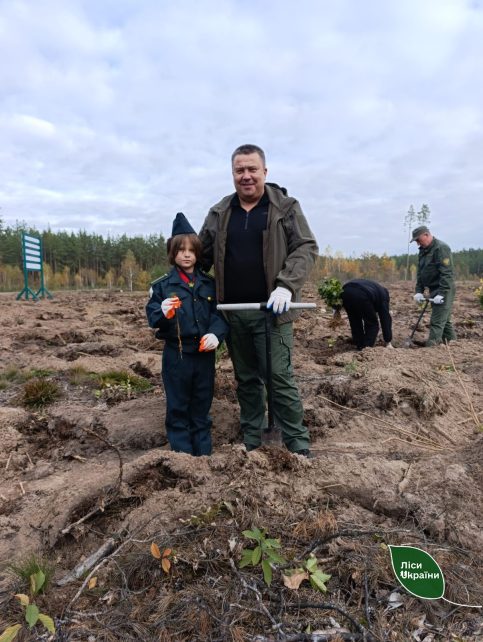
(411, 225, 456, 346)
(341, 279, 393, 350)
(199, 144, 318, 456)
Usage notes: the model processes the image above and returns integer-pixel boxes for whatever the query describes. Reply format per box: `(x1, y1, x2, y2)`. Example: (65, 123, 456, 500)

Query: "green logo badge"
(388, 545, 481, 608)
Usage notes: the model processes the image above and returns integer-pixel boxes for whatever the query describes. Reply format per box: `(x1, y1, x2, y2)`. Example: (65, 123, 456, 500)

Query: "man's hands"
(161, 296, 181, 319)
(413, 293, 425, 304)
(432, 295, 444, 305)
(199, 333, 219, 351)
(267, 286, 292, 314)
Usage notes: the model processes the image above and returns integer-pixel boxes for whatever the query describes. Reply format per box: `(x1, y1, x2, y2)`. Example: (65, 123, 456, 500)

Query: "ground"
(0, 281, 481, 642)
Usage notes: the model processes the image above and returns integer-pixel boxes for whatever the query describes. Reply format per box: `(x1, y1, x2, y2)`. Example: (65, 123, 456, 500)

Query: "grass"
(21, 378, 61, 408)
(0, 367, 55, 391)
(67, 365, 94, 385)
(8, 554, 55, 593)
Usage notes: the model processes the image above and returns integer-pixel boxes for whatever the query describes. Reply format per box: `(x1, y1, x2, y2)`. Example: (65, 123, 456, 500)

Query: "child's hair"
(167, 234, 202, 265)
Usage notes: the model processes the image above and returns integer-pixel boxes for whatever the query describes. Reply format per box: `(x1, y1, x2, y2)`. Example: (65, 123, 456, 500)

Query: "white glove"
(161, 296, 181, 319)
(413, 293, 425, 304)
(267, 286, 292, 314)
(432, 295, 444, 305)
(199, 333, 219, 351)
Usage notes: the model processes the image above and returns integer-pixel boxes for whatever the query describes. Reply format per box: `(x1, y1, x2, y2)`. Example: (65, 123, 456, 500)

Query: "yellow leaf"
(162, 548, 172, 558)
(15, 593, 30, 606)
(282, 570, 309, 590)
(88, 577, 97, 589)
(150, 542, 161, 559)
(38, 613, 55, 634)
(0, 624, 22, 642)
(161, 557, 171, 573)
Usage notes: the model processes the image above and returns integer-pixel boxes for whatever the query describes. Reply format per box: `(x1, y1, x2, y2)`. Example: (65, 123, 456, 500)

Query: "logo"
(388, 545, 481, 608)
(442, 258, 450, 266)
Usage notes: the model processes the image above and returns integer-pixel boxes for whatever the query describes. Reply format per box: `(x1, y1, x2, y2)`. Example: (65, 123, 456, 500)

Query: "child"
(146, 213, 228, 456)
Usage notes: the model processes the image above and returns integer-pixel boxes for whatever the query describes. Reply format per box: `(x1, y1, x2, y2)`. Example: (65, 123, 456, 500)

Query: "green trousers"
(226, 311, 310, 453)
(427, 288, 456, 346)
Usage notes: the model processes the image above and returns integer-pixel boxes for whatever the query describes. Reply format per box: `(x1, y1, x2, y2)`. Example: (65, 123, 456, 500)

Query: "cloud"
(0, 0, 482, 256)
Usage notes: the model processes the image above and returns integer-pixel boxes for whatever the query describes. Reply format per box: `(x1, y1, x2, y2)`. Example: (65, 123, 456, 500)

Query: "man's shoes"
(294, 449, 314, 459)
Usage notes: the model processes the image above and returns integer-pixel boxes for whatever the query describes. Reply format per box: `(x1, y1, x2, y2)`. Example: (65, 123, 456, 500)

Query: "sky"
(1, 0, 482, 257)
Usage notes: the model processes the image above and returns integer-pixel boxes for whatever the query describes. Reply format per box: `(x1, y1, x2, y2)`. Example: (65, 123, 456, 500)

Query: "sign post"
(16, 233, 53, 300)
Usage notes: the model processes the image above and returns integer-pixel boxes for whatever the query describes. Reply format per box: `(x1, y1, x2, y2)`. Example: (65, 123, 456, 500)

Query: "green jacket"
(415, 237, 455, 297)
(199, 183, 319, 323)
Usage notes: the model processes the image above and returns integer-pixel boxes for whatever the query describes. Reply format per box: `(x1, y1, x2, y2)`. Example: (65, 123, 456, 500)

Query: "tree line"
(315, 246, 482, 284)
(0, 220, 481, 292)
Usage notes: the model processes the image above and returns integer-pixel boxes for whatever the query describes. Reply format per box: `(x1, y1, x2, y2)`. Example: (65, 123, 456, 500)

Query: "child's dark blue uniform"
(146, 266, 228, 455)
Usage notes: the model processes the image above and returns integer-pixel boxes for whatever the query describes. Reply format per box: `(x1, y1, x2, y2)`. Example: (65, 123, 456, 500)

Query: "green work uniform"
(415, 238, 456, 346)
(226, 310, 309, 453)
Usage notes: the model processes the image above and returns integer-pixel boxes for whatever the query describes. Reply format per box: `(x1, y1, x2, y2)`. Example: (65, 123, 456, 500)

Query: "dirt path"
(0, 282, 481, 641)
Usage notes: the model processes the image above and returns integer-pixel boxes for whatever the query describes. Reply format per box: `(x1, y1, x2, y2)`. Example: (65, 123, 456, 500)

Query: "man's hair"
(231, 144, 266, 167)
(167, 234, 202, 265)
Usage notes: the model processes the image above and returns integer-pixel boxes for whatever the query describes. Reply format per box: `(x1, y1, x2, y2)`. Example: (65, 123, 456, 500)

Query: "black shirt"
(224, 192, 268, 303)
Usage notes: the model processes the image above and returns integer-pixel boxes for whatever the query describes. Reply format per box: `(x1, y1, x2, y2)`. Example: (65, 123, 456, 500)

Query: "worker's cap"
(171, 212, 196, 236)
(411, 225, 430, 242)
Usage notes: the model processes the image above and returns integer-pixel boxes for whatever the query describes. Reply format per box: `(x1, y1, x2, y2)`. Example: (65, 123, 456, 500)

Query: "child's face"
(175, 243, 196, 273)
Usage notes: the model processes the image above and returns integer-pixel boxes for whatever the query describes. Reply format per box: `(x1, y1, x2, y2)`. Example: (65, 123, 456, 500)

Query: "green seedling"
(150, 542, 175, 574)
(239, 527, 286, 586)
(94, 370, 152, 401)
(318, 278, 343, 309)
(344, 360, 358, 373)
(283, 554, 331, 593)
(0, 569, 55, 641)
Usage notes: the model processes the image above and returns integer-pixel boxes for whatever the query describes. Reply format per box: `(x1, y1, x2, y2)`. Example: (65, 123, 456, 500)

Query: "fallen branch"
(65, 507, 170, 610)
(57, 537, 117, 586)
(282, 601, 377, 642)
(228, 558, 282, 632)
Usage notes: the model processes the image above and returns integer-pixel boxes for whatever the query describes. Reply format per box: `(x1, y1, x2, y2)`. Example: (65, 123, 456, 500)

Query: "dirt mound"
(0, 283, 481, 641)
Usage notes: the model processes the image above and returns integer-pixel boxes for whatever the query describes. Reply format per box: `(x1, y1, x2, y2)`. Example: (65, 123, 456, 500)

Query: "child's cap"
(172, 212, 196, 236)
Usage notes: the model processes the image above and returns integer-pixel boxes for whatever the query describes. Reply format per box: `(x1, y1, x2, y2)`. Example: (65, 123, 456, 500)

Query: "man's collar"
(231, 189, 269, 208)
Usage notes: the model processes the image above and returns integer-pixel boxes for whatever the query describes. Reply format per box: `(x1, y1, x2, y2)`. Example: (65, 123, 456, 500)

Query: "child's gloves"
(161, 296, 181, 319)
(199, 333, 219, 351)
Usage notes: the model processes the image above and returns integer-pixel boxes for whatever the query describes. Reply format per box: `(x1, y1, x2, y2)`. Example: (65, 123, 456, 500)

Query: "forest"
(0, 220, 481, 292)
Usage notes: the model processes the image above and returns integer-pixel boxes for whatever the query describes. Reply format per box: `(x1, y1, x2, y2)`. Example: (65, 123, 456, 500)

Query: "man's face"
(232, 153, 267, 203)
(416, 232, 433, 248)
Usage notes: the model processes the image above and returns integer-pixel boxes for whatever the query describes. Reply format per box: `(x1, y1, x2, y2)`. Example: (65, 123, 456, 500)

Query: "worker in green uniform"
(411, 225, 456, 346)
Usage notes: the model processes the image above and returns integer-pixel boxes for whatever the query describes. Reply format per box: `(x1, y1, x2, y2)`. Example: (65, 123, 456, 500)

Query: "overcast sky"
(1, 0, 482, 256)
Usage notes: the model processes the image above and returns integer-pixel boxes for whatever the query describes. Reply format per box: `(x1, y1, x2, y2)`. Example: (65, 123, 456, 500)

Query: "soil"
(0, 281, 481, 642)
